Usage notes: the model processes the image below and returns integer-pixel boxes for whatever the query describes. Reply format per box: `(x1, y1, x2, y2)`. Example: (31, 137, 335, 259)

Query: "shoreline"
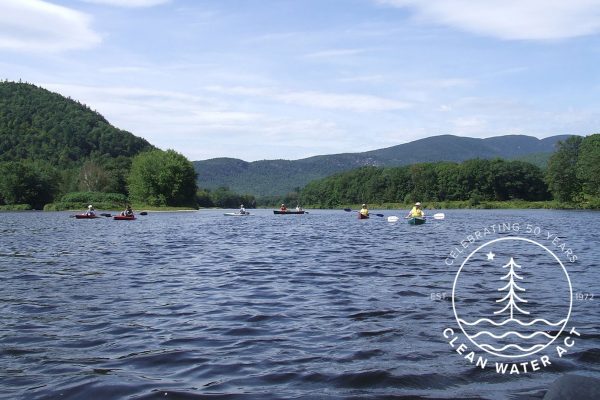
(2, 201, 599, 212)
(325, 200, 600, 211)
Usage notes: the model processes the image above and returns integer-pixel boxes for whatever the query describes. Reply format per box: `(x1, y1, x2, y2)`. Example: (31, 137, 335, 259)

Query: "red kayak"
(113, 215, 136, 220)
(75, 214, 98, 219)
(358, 213, 369, 219)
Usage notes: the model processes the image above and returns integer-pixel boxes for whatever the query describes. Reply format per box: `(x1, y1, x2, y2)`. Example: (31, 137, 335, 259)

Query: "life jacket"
(410, 207, 424, 217)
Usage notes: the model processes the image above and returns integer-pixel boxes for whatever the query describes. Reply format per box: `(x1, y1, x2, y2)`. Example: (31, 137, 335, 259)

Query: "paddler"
(280, 203, 287, 211)
(85, 204, 96, 216)
(122, 204, 133, 216)
(406, 202, 425, 218)
(359, 203, 369, 218)
(239, 204, 246, 214)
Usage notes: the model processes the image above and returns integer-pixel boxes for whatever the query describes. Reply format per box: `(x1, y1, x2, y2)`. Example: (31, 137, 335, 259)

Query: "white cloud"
(81, 0, 170, 7)
(304, 48, 368, 59)
(378, 0, 600, 40)
(0, 0, 101, 52)
(205, 85, 411, 112)
(99, 66, 151, 74)
(279, 90, 410, 112)
(338, 74, 387, 83)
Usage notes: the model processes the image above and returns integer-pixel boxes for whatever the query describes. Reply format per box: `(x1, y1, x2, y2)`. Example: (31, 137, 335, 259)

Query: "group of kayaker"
(359, 202, 425, 218)
(280, 204, 303, 212)
(84, 202, 422, 218)
(82, 204, 134, 217)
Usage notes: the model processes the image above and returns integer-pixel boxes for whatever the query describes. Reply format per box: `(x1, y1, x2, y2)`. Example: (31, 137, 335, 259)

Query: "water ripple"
(0, 209, 599, 399)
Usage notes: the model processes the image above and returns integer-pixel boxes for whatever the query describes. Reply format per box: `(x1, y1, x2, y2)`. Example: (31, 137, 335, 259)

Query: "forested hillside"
(0, 82, 197, 209)
(0, 81, 153, 165)
(300, 159, 551, 208)
(194, 134, 572, 197)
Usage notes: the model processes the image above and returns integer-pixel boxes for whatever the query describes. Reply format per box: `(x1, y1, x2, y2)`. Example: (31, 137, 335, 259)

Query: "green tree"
(546, 136, 583, 202)
(576, 134, 600, 198)
(128, 149, 198, 206)
(78, 160, 111, 192)
(208, 186, 256, 208)
(490, 160, 549, 201)
(459, 159, 494, 201)
(0, 161, 59, 209)
(196, 188, 214, 207)
(435, 162, 462, 200)
(410, 163, 438, 201)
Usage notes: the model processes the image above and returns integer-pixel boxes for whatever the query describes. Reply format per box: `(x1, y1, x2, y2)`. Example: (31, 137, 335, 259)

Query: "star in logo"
(486, 251, 496, 261)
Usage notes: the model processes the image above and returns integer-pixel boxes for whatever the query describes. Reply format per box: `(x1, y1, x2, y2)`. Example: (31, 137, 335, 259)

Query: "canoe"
(75, 214, 98, 219)
(224, 212, 250, 216)
(114, 215, 136, 220)
(408, 217, 426, 225)
(358, 213, 369, 219)
(273, 210, 305, 214)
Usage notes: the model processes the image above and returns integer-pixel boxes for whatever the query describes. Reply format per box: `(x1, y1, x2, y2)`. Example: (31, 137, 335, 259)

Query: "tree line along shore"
(1, 135, 598, 212)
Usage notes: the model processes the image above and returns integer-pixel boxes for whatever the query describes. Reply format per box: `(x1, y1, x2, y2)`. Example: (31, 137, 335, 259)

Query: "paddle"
(406, 213, 445, 220)
(343, 208, 384, 217)
(388, 212, 445, 222)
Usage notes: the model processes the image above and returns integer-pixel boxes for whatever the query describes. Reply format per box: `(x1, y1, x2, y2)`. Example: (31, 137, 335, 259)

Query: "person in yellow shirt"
(407, 202, 425, 218)
(359, 204, 369, 218)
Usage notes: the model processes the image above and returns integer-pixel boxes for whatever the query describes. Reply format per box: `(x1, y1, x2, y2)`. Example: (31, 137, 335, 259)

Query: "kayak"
(75, 214, 98, 219)
(273, 210, 305, 214)
(358, 213, 369, 219)
(408, 217, 426, 225)
(114, 215, 136, 220)
(224, 212, 250, 216)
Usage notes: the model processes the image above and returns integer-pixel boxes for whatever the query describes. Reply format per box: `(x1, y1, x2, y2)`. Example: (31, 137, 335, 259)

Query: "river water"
(1, 209, 598, 399)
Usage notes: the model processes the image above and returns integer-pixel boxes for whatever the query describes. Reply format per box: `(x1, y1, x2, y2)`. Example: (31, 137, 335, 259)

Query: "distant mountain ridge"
(193, 134, 573, 197)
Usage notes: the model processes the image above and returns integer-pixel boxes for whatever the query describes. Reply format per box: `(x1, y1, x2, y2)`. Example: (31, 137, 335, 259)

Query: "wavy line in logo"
(479, 343, 546, 353)
(469, 330, 555, 340)
(458, 318, 567, 327)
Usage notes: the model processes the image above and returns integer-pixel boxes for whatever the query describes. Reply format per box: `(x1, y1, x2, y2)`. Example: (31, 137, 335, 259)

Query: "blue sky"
(1, 0, 600, 161)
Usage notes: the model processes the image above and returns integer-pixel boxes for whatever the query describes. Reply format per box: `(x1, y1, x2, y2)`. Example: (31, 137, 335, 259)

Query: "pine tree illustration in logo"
(494, 257, 529, 321)
(453, 237, 572, 359)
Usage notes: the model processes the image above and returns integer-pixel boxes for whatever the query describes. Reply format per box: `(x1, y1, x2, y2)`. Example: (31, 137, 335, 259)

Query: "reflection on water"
(0, 209, 599, 399)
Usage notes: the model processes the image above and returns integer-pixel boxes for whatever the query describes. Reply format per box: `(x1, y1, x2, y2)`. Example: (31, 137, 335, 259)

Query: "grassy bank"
(43, 202, 197, 212)
(0, 204, 33, 211)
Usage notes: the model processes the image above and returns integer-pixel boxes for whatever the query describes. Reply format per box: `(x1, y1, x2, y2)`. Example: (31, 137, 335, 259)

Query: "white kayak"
(224, 212, 250, 216)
